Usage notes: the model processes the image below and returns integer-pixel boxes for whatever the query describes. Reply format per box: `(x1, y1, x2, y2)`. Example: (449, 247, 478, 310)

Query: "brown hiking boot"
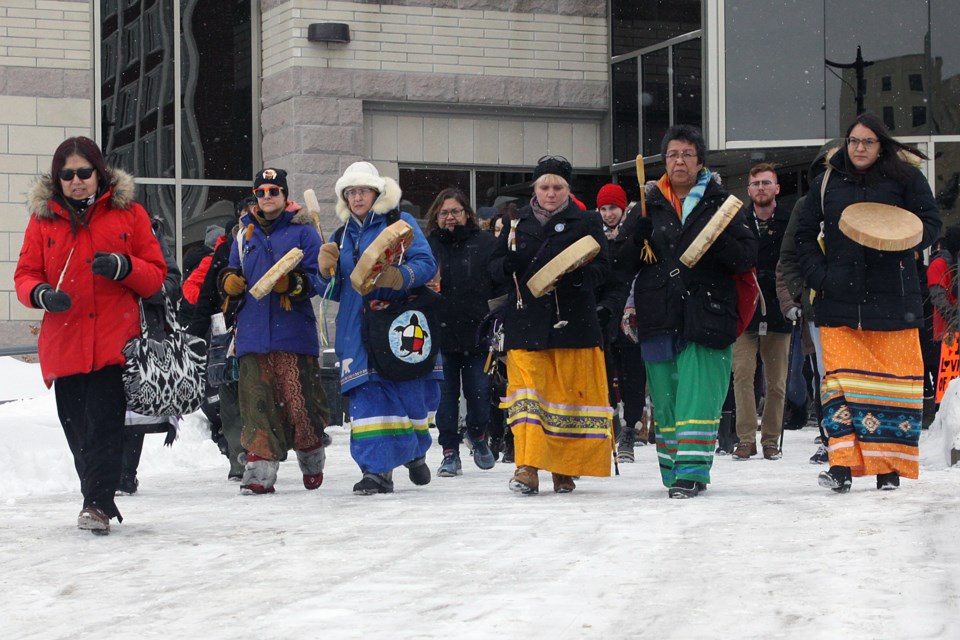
(732, 442, 757, 461)
(77, 506, 110, 535)
(552, 473, 576, 493)
(508, 465, 539, 495)
(763, 445, 782, 460)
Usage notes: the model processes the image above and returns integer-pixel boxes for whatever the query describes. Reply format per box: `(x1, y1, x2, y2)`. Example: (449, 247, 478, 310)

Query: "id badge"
(758, 322, 768, 336)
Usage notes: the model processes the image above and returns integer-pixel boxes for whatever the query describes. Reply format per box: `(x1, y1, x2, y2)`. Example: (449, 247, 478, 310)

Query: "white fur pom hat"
(335, 161, 386, 199)
(334, 161, 402, 222)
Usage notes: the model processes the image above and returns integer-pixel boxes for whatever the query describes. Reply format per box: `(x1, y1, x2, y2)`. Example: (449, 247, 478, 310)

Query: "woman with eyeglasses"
(424, 188, 500, 477)
(317, 161, 440, 495)
(14, 136, 167, 534)
(795, 113, 940, 494)
(489, 155, 613, 495)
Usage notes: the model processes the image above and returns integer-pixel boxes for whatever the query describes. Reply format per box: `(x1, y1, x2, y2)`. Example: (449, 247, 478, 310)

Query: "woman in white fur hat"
(318, 161, 441, 495)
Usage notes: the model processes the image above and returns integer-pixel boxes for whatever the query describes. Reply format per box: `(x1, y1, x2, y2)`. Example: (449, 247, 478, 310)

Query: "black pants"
(605, 341, 646, 438)
(54, 365, 125, 521)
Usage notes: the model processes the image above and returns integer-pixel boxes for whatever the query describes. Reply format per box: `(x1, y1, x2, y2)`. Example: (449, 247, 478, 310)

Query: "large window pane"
(931, 0, 960, 135)
(398, 168, 471, 223)
(180, 185, 250, 259)
(673, 38, 702, 131)
(825, 0, 929, 137)
(612, 58, 639, 163)
(725, 0, 825, 141)
(101, 0, 176, 178)
(642, 49, 669, 157)
(134, 183, 177, 244)
(180, 0, 252, 180)
(935, 142, 960, 230)
(612, 0, 701, 56)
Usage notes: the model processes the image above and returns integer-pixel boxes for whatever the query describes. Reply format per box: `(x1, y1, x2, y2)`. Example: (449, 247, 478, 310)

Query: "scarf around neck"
(657, 168, 712, 224)
(530, 196, 570, 226)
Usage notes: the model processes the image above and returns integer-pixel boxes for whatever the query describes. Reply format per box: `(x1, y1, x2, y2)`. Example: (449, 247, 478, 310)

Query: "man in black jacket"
(731, 163, 793, 461)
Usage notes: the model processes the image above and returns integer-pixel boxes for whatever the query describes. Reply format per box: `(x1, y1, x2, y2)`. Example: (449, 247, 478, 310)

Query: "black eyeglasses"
(58, 167, 95, 181)
(253, 187, 284, 198)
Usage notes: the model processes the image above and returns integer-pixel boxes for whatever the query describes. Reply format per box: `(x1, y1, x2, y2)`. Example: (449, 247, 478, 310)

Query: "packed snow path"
(2, 386, 960, 638)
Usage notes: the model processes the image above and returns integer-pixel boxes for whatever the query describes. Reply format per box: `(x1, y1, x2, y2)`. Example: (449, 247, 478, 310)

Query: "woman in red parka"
(14, 137, 166, 535)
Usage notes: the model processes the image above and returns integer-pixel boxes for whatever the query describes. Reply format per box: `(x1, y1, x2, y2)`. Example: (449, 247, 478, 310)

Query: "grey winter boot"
(617, 425, 637, 463)
(240, 454, 280, 495)
(296, 444, 326, 490)
(353, 470, 394, 495)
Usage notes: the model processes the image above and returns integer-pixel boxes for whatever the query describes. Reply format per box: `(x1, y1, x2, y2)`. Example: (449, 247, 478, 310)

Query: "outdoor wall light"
(307, 23, 350, 43)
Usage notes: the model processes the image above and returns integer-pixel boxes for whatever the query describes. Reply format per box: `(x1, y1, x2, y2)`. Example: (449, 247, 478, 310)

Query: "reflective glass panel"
(398, 168, 471, 223)
(673, 38, 703, 132)
(101, 0, 176, 178)
(724, 0, 825, 141)
(642, 49, 669, 157)
(180, 185, 251, 257)
(935, 142, 960, 230)
(825, 0, 930, 137)
(612, 58, 639, 163)
(180, 0, 253, 180)
(612, 0, 701, 56)
(930, 0, 960, 134)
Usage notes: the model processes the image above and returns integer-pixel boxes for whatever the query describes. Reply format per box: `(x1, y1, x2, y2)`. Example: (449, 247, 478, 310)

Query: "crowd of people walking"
(14, 112, 946, 533)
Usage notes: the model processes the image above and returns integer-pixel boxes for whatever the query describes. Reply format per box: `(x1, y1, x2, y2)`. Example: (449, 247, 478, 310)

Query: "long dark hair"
(50, 136, 111, 198)
(425, 187, 477, 234)
(843, 113, 925, 184)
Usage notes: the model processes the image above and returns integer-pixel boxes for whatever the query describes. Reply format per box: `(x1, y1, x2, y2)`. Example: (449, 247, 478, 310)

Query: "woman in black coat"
(795, 112, 940, 493)
(489, 155, 612, 495)
(426, 188, 499, 477)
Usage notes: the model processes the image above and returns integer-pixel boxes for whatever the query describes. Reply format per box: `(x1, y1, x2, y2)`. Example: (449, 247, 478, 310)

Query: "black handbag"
(122, 297, 207, 416)
(362, 286, 441, 381)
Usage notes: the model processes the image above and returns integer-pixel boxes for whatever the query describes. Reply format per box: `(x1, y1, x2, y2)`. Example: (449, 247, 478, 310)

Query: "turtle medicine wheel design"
(389, 310, 432, 363)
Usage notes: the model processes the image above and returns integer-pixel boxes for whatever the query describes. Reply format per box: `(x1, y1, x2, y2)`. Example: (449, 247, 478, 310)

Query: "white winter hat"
(334, 161, 386, 200)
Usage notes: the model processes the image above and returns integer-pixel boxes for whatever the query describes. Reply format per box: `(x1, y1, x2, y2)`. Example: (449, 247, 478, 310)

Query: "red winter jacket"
(15, 168, 167, 386)
(182, 235, 225, 304)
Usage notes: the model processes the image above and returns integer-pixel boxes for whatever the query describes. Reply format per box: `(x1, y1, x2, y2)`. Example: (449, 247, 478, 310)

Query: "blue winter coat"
(228, 204, 323, 357)
(320, 181, 439, 393)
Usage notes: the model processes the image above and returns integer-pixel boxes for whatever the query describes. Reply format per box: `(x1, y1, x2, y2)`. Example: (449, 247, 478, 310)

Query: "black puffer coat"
(619, 176, 757, 348)
(795, 149, 941, 331)
(428, 223, 499, 353)
(489, 199, 610, 351)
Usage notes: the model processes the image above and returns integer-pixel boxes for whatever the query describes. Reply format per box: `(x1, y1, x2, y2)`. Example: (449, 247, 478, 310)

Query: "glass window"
(641, 49, 669, 157)
(883, 106, 896, 130)
(882, 76, 892, 91)
(180, 0, 253, 180)
(612, 0, 701, 57)
(673, 38, 702, 132)
(935, 142, 960, 230)
(931, 0, 960, 134)
(398, 168, 471, 222)
(825, 0, 929, 137)
(725, 0, 825, 141)
(612, 58, 639, 163)
(913, 105, 928, 127)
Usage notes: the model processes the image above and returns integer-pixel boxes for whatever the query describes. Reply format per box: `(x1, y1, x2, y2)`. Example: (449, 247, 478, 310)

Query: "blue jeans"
(436, 351, 491, 451)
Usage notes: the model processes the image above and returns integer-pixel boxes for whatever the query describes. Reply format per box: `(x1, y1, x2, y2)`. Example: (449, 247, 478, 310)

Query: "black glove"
(92, 252, 131, 280)
(32, 284, 72, 313)
(596, 305, 612, 328)
(503, 251, 522, 275)
(632, 217, 654, 245)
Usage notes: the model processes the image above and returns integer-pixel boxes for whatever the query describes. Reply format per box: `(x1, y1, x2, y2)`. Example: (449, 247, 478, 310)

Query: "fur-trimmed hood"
(335, 175, 402, 223)
(28, 167, 136, 220)
(239, 200, 313, 228)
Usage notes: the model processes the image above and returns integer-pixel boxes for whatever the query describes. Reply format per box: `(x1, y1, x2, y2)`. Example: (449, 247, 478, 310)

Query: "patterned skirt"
(348, 378, 438, 474)
(820, 327, 923, 479)
(502, 347, 613, 477)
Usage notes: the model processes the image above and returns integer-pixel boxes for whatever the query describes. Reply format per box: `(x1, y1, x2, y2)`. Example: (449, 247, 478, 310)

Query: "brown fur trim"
(27, 167, 137, 220)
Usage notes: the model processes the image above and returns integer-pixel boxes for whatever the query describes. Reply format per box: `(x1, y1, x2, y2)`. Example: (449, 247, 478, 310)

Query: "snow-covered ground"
(3, 356, 960, 639)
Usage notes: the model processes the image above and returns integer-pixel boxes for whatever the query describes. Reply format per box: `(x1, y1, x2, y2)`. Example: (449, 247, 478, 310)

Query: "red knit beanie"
(596, 183, 627, 210)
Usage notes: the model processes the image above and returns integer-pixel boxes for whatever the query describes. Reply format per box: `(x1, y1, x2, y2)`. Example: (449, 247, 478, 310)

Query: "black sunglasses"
(253, 187, 284, 198)
(59, 167, 96, 181)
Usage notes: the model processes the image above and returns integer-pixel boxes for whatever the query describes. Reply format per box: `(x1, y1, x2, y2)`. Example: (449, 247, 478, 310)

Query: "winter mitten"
(91, 252, 131, 280)
(596, 304, 612, 328)
(620, 307, 638, 343)
(375, 266, 405, 290)
(784, 306, 802, 322)
(319, 242, 340, 278)
(221, 272, 247, 297)
(632, 217, 654, 245)
(32, 284, 72, 313)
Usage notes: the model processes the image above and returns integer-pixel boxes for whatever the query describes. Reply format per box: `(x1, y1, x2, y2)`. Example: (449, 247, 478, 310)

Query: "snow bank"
(922, 376, 960, 468)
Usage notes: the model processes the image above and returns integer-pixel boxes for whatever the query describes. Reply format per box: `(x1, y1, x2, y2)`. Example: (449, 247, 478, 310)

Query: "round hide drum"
(351, 219, 414, 294)
(526, 235, 601, 298)
(839, 202, 923, 251)
(250, 247, 305, 300)
(679, 195, 743, 268)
